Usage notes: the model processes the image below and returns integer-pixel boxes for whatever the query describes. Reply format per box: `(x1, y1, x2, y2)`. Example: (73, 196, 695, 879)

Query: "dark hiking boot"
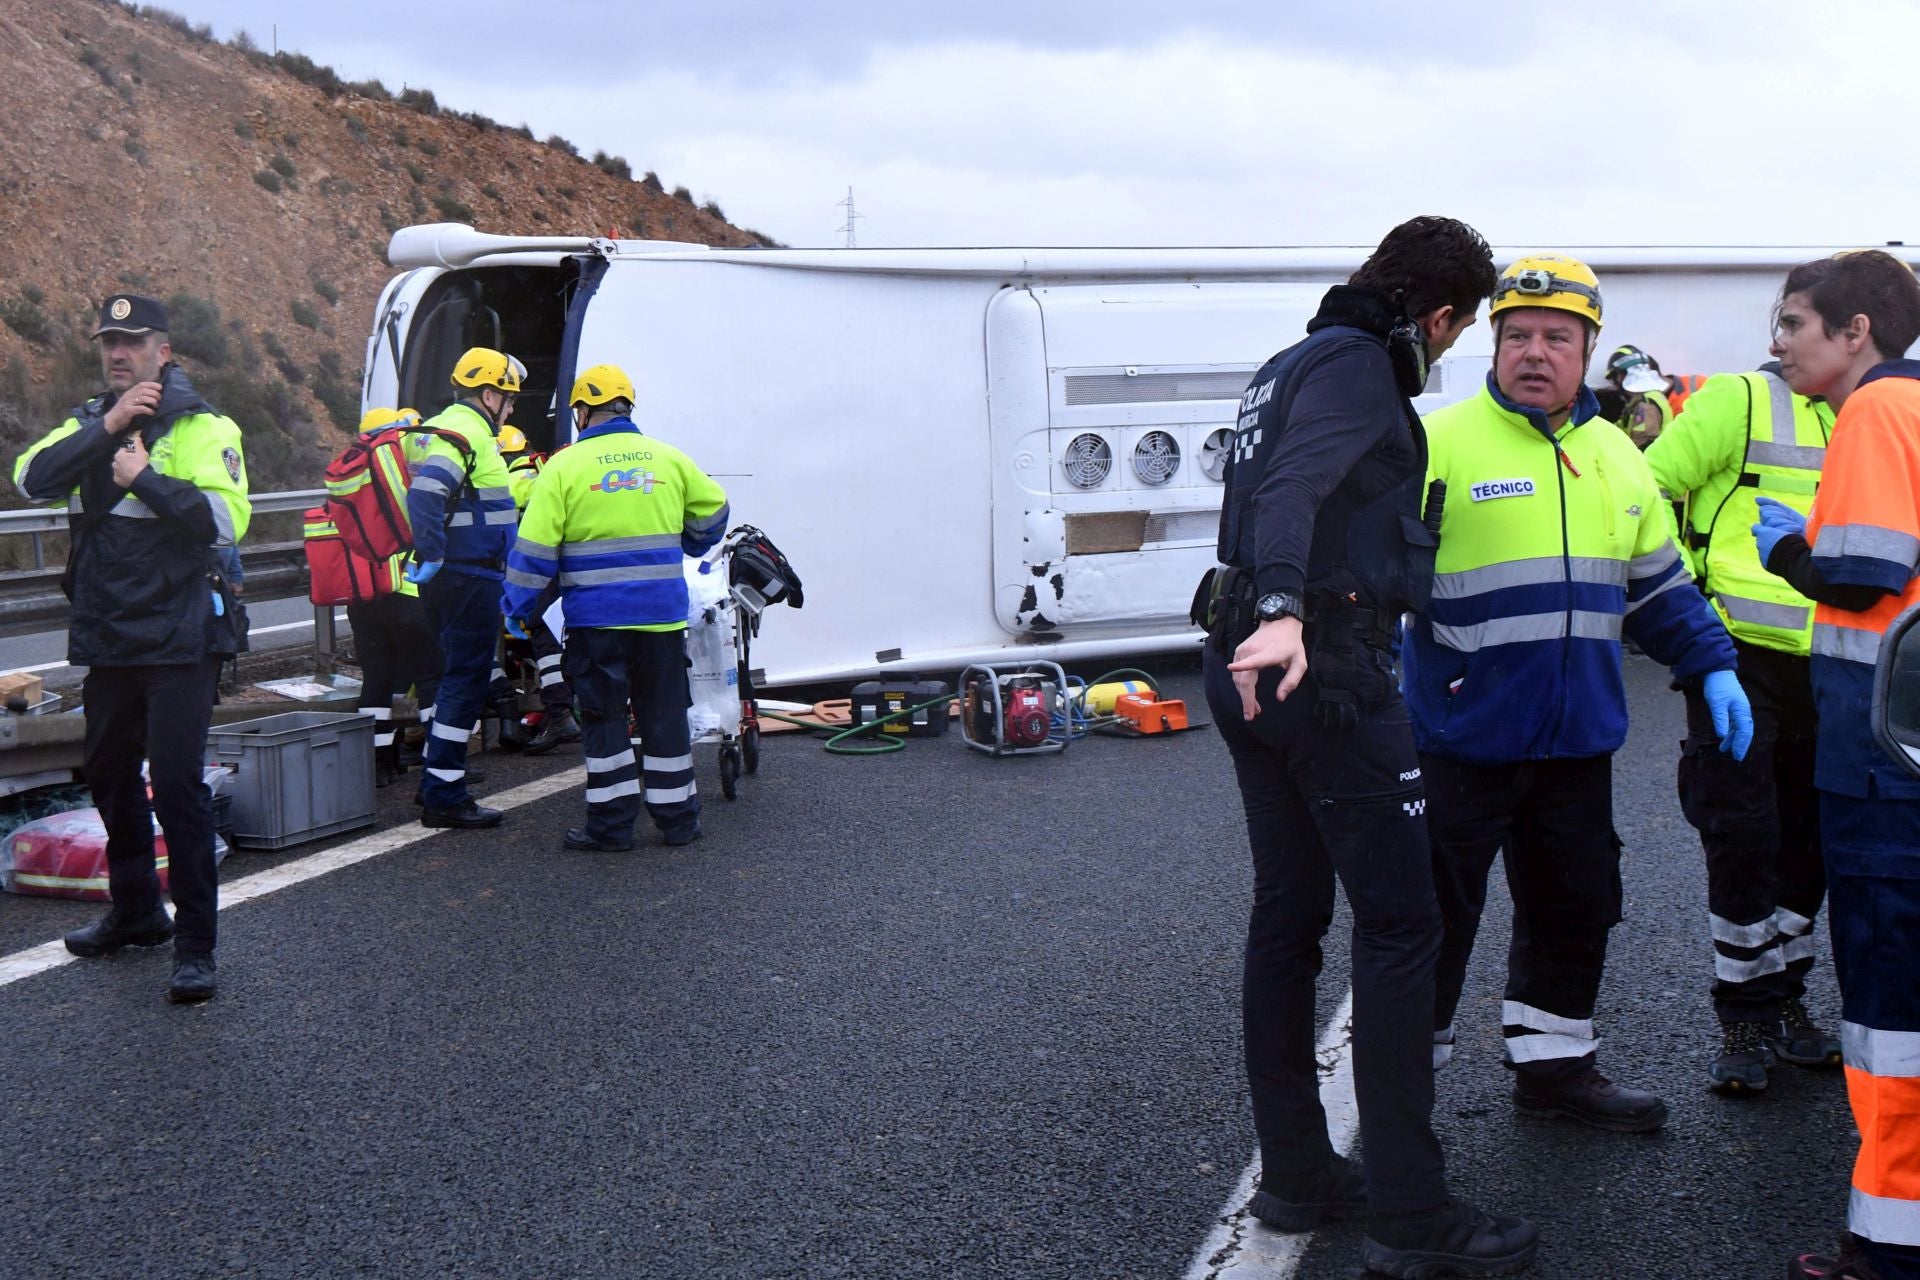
(1513, 1066, 1668, 1132)
(523, 707, 582, 755)
(421, 800, 503, 829)
(564, 827, 634, 853)
(1362, 1198, 1538, 1278)
(374, 744, 406, 789)
(1248, 1154, 1366, 1232)
(64, 906, 174, 958)
(1770, 998, 1844, 1068)
(1710, 1020, 1775, 1095)
(167, 952, 216, 1004)
(1789, 1234, 1886, 1278)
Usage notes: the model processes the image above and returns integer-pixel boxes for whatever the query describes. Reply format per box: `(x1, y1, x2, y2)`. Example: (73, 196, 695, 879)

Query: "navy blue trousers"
(564, 627, 697, 845)
(419, 569, 500, 810)
(1823, 789, 1920, 1279)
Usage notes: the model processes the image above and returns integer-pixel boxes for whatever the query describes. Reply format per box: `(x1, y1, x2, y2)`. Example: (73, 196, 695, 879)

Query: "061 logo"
(592, 468, 656, 493)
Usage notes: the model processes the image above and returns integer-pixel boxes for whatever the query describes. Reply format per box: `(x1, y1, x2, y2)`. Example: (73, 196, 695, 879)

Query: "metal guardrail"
(0, 489, 338, 671)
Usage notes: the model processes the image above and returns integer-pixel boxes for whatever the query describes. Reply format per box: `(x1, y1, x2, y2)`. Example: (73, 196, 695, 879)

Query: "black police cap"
(93, 294, 169, 338)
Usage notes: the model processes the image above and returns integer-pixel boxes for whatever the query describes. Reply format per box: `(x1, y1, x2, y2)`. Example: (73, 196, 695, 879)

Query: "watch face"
(1257, 593, 1294, 619)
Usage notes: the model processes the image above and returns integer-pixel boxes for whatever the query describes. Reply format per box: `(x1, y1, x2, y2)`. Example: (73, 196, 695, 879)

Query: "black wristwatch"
(1255, 591, 1305, 622)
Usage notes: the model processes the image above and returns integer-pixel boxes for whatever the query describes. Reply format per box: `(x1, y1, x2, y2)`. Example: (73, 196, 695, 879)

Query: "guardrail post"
(30, 533, 43, 570)
(313, 603, 336, 677)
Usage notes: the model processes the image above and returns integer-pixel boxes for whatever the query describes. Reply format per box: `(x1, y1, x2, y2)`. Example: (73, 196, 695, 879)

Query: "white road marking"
(0, 767, 585, 991)
(1185, 989, 1358, 1280)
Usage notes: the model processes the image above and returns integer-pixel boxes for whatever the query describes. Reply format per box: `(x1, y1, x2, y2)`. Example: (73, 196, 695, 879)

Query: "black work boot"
(421, 800, 503, 829)
(1362, 1198, 1539, 1278)
(1248, 1154, 1366, 1232)
(1512, 1066, 1668, 1133)
(374, 743, 406, 789)
(563, 827, 634, 853)
(167, 952, 217, 1004)
(1789, 1233, 1886, 1279)
(64, 905, 174, 958)
(1710, 1020, 1774, 1095)
(523, 707, 582, 755)
(1770, 998, 1844, 1068)
(491, 693, 530, 751)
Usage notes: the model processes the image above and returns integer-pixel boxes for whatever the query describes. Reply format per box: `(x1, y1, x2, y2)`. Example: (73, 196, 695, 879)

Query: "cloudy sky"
(170, 1, 1920, 250)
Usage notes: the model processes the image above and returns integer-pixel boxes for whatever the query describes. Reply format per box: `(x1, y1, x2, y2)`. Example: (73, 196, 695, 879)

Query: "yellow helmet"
(1489, 254, 1604, 329)
(569, 363, 636, 408)
(358, 406, 421, 435)
(450, 347, 524, 394)
(496, 424, 529, 454)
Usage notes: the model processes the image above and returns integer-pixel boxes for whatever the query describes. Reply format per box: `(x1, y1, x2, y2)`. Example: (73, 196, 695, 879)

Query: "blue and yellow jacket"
(404, 401, 517, 579)
(501, 417, 729, 630)
(1403, 376, 1735, 764)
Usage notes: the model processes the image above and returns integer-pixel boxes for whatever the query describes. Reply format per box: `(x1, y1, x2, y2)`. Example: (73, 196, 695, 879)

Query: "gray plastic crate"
(206, 711, 376, 850)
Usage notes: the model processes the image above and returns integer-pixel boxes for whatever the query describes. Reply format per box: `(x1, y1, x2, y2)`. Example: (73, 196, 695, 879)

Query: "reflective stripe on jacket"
(1645, 369, 1832, 654)
(1403, 375, 1735, 765)
(405, 400, 516, 578)
(1802, 361, 1920, 799)
(501, 417, 729, 630)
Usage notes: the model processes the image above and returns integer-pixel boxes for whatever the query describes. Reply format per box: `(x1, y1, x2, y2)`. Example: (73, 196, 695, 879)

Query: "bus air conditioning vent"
(1061, 433, 1113, 488)
(1199, 428, 1232, 482)
(1132, 431, 1181, 486)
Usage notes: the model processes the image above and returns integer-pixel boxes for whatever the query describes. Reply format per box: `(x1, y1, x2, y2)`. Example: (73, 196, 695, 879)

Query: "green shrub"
(272, 51, 345, 97)
(165, 293, 229, 367)
(432, 195, 473, 223)
(639, 171, 663, 194)
(312, 278, 340, 307)
(347, 78, 391, 101)
(671, 185, 694, 204)
(310, 358, 360, 431)
(700, 198, 725, 221)
(0, 294, 54, 346)
(544, 135, 578, 157)
(123, 138, 147, 164)
(416, 138, 441, 157)
(398, 87, 438, 115)
(252, 169, 282, 193)
(591, 151, 631, 180)
(78, 48, 116, 89)
(628, 214, 647, 236)
(344, 116, 368, 142)
(289, 299, 320, 330)
(378, 205, 402, 235)
(24, 286, 44, 306)
(482, 184, 504, 203)
(268, 153, 296, 179)
(404, 162, 425, 185)
(282, 131, 300, 150)
(389, 126, 409, 147)
(233, 119, 255, 139)
(230, 29, 259, 55)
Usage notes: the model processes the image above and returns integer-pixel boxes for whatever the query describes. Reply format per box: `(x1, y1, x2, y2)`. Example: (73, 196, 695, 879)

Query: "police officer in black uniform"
(12, 295, 250, 1004)
(1202, 218, 1537, 1278)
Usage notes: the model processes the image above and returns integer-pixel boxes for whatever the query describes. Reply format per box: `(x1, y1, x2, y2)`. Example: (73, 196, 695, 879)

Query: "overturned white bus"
(365, 223, 1910, 686)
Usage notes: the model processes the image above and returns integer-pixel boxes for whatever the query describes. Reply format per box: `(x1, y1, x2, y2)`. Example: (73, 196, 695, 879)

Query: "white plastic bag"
(684, 559, 741, 739)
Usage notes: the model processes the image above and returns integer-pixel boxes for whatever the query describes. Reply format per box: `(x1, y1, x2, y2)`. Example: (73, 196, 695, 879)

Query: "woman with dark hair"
(1756, 248, 1920, 1280)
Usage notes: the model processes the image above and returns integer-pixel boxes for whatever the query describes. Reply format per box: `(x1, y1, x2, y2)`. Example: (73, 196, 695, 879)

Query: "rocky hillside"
(0, 0, 766, 507)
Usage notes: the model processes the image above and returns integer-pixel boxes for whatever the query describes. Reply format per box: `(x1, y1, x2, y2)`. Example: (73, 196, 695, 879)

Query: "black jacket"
(1217, 286, 1435, 616)
(16, 365, 248, 666)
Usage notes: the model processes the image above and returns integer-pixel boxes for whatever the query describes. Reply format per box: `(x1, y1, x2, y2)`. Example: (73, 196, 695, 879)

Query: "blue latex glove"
(1754, 496, 1807, 535)
(1752, 520, 1790, 568)
(405, 558, 442, 586)
(504, 616, 530, 640)
(1703, 669, 1754, 761)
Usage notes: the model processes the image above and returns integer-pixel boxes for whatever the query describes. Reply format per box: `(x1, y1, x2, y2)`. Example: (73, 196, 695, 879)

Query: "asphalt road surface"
(0, 656, 1855, 1279)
